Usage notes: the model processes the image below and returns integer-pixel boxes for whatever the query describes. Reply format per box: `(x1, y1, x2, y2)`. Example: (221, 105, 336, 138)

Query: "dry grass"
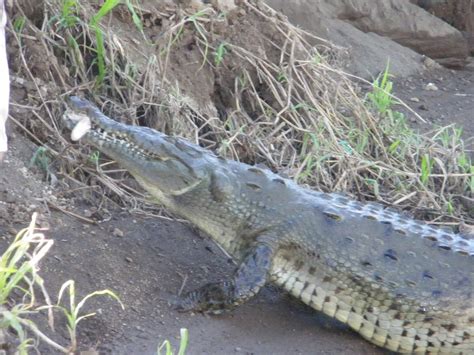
(8, 0, 473, 225)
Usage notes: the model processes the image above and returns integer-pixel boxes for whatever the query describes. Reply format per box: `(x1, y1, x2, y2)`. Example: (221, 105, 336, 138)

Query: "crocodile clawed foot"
(172, 281, 237, 314)
(167, 295, 189, 312)
(171, 293, 204, 313)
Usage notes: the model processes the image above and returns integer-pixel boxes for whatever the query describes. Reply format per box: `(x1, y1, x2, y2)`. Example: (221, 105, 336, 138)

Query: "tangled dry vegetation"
(9, 0, 473, 225)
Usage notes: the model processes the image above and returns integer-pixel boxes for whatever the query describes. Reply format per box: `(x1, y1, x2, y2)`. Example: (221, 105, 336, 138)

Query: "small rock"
(409, 97, 420, 103)
(418, 104, 429, 111)
(424, 83, 438, 91)
(113, 227, 124, 237)
(125, 257, 133, 263)
(422, 57, 440, 70)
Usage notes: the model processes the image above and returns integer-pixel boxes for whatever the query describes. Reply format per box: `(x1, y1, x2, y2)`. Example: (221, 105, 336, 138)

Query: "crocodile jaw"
(63, 96, 207, 197)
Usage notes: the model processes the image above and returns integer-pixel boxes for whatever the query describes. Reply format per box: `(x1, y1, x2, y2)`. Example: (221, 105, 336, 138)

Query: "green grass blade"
(420, 154, 431, 185)
(177, 328, 189, 355)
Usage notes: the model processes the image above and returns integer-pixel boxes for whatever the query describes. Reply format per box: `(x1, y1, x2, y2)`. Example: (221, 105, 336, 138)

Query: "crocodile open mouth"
(64, 108, 168, 161)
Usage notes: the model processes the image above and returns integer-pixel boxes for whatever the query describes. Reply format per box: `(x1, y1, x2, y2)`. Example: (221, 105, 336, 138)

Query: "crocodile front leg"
(177, 242, 274, 313)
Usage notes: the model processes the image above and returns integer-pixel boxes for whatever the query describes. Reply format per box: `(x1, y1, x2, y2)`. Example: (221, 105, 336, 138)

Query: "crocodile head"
(63, 96, 210, 199)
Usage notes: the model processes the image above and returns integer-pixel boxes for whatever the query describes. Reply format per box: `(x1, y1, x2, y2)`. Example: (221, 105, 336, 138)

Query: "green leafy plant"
(89, 150, 100, 164)
(30, 147, 51, 172)
(13, 16, 27, 33)
(445, 200, 455, 215)
(90, 0, 144, 85)
(367, 63, 394, 115)
(30, 147, 58, 184)
(0, 214, 125, 353)
(0, 213, 54, 353)
(214, 42, 228, 66)
(59, 0, 80, 28)
(39, 280, 124, 352)
(420, 154, 433, 185)
(277, 71, 287, 83)
(157, 328, 189, 355)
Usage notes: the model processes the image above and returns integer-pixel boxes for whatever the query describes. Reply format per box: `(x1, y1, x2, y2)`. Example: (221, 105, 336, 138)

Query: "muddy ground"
(0, 66, 472, 354)
(394, 66, 474, 148)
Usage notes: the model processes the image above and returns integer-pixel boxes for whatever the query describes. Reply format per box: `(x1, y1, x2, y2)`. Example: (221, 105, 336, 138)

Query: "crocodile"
(63, 96, 474, 354)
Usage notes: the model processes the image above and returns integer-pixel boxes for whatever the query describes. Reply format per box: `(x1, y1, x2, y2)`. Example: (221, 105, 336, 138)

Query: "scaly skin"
(63, 96, 474, 354)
